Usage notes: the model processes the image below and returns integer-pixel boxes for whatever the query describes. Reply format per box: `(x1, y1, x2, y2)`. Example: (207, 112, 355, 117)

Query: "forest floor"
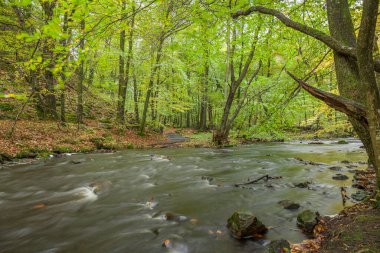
(0, 119, 277, 160)
(0, 119, 354, 161)
(0, 119, 166, 159)
(318, 206, 380, 253)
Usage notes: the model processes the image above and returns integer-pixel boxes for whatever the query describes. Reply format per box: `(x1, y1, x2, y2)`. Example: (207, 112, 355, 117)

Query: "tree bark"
(116, 1, 126, 124)
(117, 1, 135, 124)
(356, 0, 380, 187)
(325, 0, 375, 167)
(133, 72, 140, 123)
(42, 1, 58, 119)
(59, 10, 69, 124)
(139, 37, 164, 133)
(214, 24, 260, 145)
(199, 49, 209, 131)
(77, 18, 85, 124)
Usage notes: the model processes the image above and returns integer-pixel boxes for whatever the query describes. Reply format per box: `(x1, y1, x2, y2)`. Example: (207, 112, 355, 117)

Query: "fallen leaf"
(32, 203, 46, 209)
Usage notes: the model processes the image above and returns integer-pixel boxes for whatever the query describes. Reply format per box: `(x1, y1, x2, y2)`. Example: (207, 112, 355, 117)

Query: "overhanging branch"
(232, 6, 380, 73)
(286, 71, 368, 124)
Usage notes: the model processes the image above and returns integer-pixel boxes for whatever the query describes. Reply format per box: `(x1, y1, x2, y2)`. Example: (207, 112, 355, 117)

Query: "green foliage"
(0, 102, 15, 111)
(0, 0, 355, 141)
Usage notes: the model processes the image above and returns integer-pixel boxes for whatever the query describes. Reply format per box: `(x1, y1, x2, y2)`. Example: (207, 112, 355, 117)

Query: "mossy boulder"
(227, 211, 267, 239)
(266, 239, 291, 253)
(297, 210, 319, 234)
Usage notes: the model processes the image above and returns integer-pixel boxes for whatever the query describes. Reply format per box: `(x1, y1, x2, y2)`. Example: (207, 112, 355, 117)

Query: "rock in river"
(278, 200, 300, 210)
(297, 210, 319, 234)
(294, 182, 310, 188)
(328, 166, 343, 171)
(266, 239, 291, 253)
(332, 174, 349, 180)
(351, 190, 367, 202)
(227, 211, 267, 239)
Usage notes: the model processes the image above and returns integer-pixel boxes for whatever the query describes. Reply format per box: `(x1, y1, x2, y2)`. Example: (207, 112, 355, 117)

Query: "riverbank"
(292, 167, 380, 253)
(0, 119, 330, 161)
(293, 200, 380, 253)
(0, 119, 166, 159)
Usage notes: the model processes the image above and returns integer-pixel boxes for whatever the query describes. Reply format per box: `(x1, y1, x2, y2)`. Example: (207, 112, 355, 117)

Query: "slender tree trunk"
(139, 37, 164, 133)
(88, 58, 96, 88)
(117, 1, 135, 124)
(208, 103, 213, 129)
(151, 66, 161, 122)
(116, 1, 126, 124)
(59, 11, 69, 124)
(77, 19, 85, 124)
(214, 24, 260, 145)
(42, 1, 58, 120)
(199, 52, 209, 131)
(133, 73, 140, 123)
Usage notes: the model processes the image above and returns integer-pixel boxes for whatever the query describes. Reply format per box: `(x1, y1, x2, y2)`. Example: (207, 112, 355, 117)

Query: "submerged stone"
(266, 239, 291, 253)
(297, 210, 318, 234)
(332, 174, 349, 180)
(328, 166, 343, 171)
(294, 182, 310, 188)
(164, 212, 187, 222)
(278, 200, 300, 210)
(308, 141, 324, 144)
(351, 191, 367, 202)
(227, 211, 267, 239)
(71, 159, 82, 164)
(201, 176, 214, 182)
(336, 140, 349, 144)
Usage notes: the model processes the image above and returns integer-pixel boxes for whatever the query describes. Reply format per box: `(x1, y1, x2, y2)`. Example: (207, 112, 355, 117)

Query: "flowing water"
(0, 140, 367, 253)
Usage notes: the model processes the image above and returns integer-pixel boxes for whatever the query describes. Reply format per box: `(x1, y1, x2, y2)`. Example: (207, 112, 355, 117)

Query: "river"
(0, 140, 367, 253)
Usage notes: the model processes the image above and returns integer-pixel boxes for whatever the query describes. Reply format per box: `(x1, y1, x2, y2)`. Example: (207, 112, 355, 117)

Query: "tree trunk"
(199, 52, 209, 131)
(356, 0, 380, 187)
(214, 25, 260, 145)
(326, 0, 375, 166)
(133, 73, 140, 123)
(139, 37, 164, 133)
(59, 11, 69, 124)
(42, 1, 57, 120)
(77, 18, 85, 124)
(116, 1, 126, 124)
(117, 1, 135, 124)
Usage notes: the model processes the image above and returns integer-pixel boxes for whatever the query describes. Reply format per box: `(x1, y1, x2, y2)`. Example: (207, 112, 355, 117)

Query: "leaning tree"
(233, 0, 380, 188)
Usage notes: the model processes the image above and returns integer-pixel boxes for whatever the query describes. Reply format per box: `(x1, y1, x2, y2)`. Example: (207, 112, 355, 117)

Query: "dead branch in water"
(234, 174, 282, 187)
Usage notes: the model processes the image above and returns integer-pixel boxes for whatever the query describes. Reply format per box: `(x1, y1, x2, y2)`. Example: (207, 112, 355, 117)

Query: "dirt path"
(165, 132, 189, 144)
